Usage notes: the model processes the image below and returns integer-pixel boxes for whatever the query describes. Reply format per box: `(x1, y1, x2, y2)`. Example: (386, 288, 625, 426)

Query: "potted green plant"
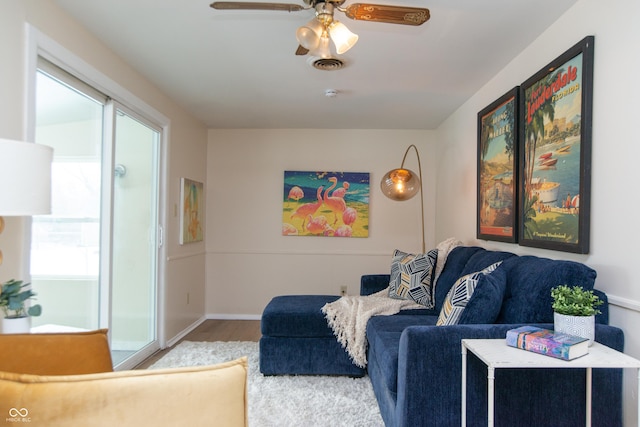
(0, 279, 42, 334)
(551, 284, 603, 346)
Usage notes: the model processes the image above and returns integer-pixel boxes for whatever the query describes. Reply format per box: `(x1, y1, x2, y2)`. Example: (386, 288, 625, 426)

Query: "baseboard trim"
(165, 315, 207, 348)
(206, 313, 261, 321)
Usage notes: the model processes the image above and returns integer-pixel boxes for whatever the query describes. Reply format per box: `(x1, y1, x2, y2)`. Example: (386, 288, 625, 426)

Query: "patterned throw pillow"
(436, 261, 503, 326)
(388, 249, 438, 308)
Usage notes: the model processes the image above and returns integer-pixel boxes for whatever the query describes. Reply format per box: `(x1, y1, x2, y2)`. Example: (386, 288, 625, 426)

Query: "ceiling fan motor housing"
(304, 0, 346, 7)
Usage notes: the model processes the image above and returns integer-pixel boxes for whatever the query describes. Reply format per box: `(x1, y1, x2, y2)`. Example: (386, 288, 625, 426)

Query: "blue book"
(506, 326, 589, 360)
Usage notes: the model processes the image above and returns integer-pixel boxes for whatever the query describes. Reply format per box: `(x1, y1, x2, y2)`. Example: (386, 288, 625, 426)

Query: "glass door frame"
(25, 25, 169, 368)
(104, 101, 163, 369)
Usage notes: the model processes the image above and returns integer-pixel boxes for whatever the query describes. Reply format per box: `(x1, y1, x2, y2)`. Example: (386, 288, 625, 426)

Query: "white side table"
(461, 339, 640, 427)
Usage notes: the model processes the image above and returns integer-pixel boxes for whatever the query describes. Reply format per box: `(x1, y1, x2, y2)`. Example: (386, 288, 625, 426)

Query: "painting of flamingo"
(290, 185, 323, 230)
(323, 177, 346, 225)
(282, 171, 369, 238)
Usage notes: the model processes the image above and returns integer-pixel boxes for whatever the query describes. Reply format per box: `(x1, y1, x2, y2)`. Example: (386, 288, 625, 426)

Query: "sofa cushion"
(496, 256, 598, 324)
(459, 266, 507, 324)
(436, 262, 502, 326)
(432, 246, 486, 311)
(261, 295, 339, 338)
(0, 357, 248, 427)
(388, 249, 438, 308)
(459, 249, 516, 277)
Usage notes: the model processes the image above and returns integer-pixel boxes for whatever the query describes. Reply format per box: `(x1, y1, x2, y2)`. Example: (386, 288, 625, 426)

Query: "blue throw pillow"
(436, 261, 502, 326)
(458, 266, 507, 324)
(388, 249, 438, 308)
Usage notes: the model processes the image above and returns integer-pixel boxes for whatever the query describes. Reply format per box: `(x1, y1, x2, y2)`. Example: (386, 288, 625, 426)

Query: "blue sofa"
(362, 246, 623, 427)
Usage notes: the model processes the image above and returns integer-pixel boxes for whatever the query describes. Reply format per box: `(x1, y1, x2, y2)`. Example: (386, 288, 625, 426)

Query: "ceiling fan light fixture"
(309, 35, 332, 59)
(328, 21, 358, 54)
(296, 17, 324, 50)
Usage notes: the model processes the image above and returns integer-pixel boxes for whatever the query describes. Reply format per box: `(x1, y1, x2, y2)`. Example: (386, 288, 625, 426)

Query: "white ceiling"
(53, 0, 577, 129)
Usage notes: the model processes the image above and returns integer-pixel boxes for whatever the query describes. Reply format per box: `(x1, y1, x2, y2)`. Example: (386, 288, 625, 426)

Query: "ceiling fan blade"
(343, 4, 430, 26)
(295, 45, 309, 56)
(210, 2, 305, 12)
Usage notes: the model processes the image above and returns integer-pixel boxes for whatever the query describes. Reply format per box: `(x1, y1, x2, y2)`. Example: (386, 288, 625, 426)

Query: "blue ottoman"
(259, 295, 365, 377)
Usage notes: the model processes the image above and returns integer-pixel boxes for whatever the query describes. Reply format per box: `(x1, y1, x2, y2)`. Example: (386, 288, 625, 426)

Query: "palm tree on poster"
(522, 69, 561, 239)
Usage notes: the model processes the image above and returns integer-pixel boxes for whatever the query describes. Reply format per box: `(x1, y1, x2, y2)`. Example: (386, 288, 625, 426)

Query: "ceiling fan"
(210, 0, 430, 58)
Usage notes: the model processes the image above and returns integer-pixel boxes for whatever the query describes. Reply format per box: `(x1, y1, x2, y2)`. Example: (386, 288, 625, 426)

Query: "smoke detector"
(325, 89, 338, 98)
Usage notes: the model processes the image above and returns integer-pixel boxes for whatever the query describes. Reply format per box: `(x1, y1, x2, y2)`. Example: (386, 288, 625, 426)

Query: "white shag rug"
(148, 341, 384, 427)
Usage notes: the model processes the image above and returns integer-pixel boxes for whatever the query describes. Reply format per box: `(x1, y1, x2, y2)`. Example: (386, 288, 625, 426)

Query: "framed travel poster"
(282, 171, 369, 238)
(477, 87, 519, 243)
(518, 36, 594, 253)
(180, 177, 204, 244)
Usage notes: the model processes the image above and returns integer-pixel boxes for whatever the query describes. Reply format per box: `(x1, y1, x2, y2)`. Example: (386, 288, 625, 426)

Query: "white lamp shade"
(296, 18, 324, 50)
(0, 138, 53, 216)
(329, 21, 358, 54)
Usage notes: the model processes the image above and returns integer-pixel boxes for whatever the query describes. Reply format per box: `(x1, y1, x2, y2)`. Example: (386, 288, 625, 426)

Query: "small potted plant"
(551, 284, 603, 346)
(0, 279, 42, 334)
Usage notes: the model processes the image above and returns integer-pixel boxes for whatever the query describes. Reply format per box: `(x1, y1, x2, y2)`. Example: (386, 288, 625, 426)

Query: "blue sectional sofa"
(259, 246, 624, 426)
(362, 246, 623, 427)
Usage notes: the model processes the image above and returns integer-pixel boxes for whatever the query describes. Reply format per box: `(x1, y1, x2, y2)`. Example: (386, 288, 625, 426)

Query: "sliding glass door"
(30, 60, 161, 368)
(109, 106, 160, 366)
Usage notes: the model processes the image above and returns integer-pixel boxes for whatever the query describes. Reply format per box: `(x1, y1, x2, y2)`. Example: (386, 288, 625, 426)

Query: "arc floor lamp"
(380, 144, 425, 253)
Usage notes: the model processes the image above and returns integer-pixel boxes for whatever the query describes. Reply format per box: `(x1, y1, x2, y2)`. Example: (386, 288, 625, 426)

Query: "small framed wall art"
(518, 36, 594, 253)
(477, 87, 519, 243)
(180, 177, 204, 244)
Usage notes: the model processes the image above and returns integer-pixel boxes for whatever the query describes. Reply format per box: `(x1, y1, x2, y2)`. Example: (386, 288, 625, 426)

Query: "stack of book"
(506, 325, 589, 360)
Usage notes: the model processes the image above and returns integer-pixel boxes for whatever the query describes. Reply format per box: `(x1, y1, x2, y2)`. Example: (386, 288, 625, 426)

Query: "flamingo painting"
(334, 225, 353, 237)
(282, 223, 298, 235)
(331, 181, 350, 198)
(342, 207, 357, 226)
(290, 186, 323, 230)
(324, 177, 346, 225)
(282, 171, 370, 238)
(287, 186, 304, 202)
(306, 215, 333, 235)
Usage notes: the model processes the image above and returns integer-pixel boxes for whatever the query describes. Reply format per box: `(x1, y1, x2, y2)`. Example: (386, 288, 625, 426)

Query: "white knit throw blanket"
(321, 238, 462, 368)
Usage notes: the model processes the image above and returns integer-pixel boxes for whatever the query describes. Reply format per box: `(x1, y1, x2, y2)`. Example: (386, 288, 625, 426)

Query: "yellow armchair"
(0, 329, 113, 375)
(0, 330, 248, 427)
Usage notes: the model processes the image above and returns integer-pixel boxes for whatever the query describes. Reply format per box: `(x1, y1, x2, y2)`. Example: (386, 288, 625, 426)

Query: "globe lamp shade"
(380, 168, 421, 201)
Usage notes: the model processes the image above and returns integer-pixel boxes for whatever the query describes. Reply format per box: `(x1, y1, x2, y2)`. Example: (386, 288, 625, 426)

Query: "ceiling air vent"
(309, 57, 345, 71)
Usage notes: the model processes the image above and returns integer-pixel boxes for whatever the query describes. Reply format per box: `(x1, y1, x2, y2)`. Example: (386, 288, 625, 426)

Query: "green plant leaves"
(0, 279, 42, 318)
(551, 284, 602, 316)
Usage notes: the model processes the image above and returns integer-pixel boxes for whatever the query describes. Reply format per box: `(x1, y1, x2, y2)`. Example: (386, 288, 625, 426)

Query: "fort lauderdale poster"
(521, 40, 592, 253)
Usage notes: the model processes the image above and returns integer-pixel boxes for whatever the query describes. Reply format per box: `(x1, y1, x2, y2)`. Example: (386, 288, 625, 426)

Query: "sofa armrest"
(593, 289, 609, 324)
(394, 323, 624, 427)
(360, 274, 389, 296)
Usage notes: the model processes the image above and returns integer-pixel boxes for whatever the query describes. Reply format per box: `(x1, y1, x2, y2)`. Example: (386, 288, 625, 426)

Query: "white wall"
(206, 129, 435, 316)
(435, 0, 640, 424)
(0, 0, 208, 343)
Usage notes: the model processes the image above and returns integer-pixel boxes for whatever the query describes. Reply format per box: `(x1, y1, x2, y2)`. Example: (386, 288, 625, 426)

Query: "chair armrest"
(360, 274, 389, 296)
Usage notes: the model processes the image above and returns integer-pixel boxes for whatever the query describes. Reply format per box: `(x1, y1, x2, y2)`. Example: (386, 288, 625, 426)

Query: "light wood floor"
(136, 319, 261, 369)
